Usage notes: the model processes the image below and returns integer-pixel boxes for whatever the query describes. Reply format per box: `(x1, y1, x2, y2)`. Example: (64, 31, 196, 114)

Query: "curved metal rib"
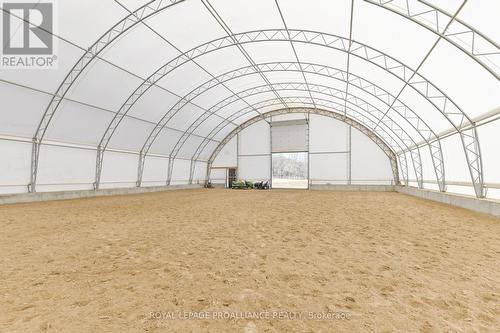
(154, 62, 443, 190)
(163, 82, 423, 185)
(29, 0, 184, 192)
(205, 107, 400, 185)
(115, 29, 474, 193)
(31, 27, 481, 196)
(177, 93, 415, 186)
(362, 0, 499, 79)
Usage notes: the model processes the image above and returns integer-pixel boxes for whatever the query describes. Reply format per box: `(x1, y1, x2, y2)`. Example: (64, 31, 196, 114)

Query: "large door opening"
(270, 118, 309, 189)
(272, 152, 309, 189)
(227, 168, 237, 188)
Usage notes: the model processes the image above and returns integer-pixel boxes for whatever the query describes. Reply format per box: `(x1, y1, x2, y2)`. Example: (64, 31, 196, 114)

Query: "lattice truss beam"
(134, 61, 442, 189)
(185, 91, 416, 187)
(205, 107, 400, 185)
(161, 82, 411, 186)
(25, 0, 493, 197)
(29, 0, 184, 192)
(106, 29, 483, 196)
(363, 0, 499, 80)
(189, 95, 406, 185)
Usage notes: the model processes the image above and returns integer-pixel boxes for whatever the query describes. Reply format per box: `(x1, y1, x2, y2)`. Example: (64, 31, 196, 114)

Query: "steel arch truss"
(206, 107, 400, 186)
(363, 0, 499, 80)
(29, 0, 184, 192)
(187, 90, 422, 188)
(103, 29, 479, 195)
(398, 153, 409, 186)
(30, 26, 485, 197)
(179, 94, 411, 187)
(159, 81, 425, 188)
(130, 61, 443, 190)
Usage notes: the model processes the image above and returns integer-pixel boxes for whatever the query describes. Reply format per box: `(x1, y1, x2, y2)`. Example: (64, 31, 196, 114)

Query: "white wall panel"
(0, 82, 51, 138)
(210, 168, 227, 184)
(193, 115, 225, 138)
(238, 155, 271, 181)
(37, 145, 95, 192)
(66, 60, 143, 111)
(199, 141, 219, 161)
(310, 153, 348, 184)
(213, 136, 237, 167)
(107, 117, 155, 152)
(100, 151, 138, 188)
(142, 155, 169, 186)
(170, 158, 191, 185)
(478, 120, 500, 184)
(126, 85, 181, 123)
(45, 100, 113, 146)
(192, 161, 208, 184)
(238, 120, 270, 155)
(177, 136, 204, 159)
(166, 104, 206, 132)
(441, 134, 471, 182)
(309, 115, 348, 152)
(351, 127, 393, 183)
(149, 128, 183, 156)
(271, 120, 308, 152)
(0, 140, 31, 194)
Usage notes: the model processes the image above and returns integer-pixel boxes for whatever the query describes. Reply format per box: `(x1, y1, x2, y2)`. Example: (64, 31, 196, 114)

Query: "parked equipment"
(231, 180, 255, 189)
(254, 181, 270, 190)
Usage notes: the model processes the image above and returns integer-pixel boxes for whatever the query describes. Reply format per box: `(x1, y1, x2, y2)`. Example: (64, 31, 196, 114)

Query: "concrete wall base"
(0, 184, 202, 205)
(396, 186, 500, 218)
(310, 184, 395, 192)
(2, 184, 499, 218)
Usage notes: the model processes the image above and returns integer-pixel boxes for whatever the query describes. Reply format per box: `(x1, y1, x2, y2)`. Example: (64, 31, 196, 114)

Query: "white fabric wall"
(170, 159, 191, 185)
(212, 136, 237, 167)
(238, 120, 270, 155)
(100, 151, 139, 189)
(0, 140, 31, 194)
(350, 127, 393, 185)
(271, 119, 308, 152)
(37, 145, 96, 192)
(211, 114, 394, 185)
(192, 161, 208, 185)
(209, 169, 227, 185)
(237, 120, 271, 181)
(309, 115, 350, 184)
(238, 156, 271, 182)
(0, 1, 497, 199)
(142, 155, 169, 187)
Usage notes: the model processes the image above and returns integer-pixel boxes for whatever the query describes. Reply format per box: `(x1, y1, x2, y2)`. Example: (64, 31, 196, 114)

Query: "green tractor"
(231, 180, 254, 189)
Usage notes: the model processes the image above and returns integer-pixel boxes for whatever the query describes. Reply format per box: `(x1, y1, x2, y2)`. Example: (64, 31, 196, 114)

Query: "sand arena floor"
(0, 189, 499, 332)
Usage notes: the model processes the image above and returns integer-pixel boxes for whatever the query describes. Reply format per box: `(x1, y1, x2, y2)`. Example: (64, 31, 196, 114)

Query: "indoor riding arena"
(0, 1, 499, 332)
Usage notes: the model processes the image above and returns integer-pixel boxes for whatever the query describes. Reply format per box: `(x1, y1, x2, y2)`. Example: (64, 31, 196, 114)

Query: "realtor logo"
(1, 1, 57, 68)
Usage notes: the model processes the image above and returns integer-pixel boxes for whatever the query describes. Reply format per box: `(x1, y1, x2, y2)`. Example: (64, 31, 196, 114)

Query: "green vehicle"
(231, 180, 253, 189)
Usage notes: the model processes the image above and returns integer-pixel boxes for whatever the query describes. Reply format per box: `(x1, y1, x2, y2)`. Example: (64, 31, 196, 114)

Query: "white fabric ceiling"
(0, 0, 498, 197)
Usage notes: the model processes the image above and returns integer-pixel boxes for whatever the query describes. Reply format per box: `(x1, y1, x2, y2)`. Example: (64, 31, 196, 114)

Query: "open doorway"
(227, 168, 237, 188)
(272, 152, 308, 189)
